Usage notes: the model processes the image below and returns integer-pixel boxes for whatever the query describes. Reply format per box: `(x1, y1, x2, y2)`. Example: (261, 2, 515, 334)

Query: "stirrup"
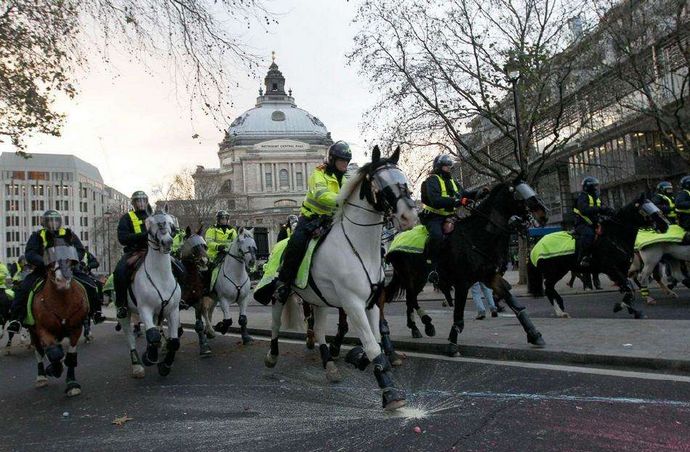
(276, 283, 291, 304)
(427, 270, 439, 285)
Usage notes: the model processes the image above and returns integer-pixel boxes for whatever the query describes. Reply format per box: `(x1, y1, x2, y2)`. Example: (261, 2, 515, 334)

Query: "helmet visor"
(218, 215, 230, 226)
(133, 198, 148, 211)
(44, 216, 62, 232)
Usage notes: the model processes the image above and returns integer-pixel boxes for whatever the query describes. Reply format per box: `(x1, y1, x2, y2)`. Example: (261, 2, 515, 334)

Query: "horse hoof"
(382, 388, 406, 411)
(35, 376, 48, 388)
(411, 328, 422, 339)
(447, 343, 460, 357)
(329, 343, 341, 359)
(242, 335, 254, 345)
(66, 387, 82, 398)
(389, 351, 404, 367)
(528, 334, 546, 348)
(157, 362, 172, 377)
(131, 365, 145, 379)
(264, 353, 278, 368)
(325, 361, 342, 383)
(424, 323, 436, 337)
(613, 303, 623, 313)
(199, 345, 212, 357)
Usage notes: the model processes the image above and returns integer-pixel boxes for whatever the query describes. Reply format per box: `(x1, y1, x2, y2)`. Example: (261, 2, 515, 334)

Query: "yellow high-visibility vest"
(128, 210, 144, 234)
(39, 228, 67, 248)
(422, 175, 459, 216)
(573, 194, 601, 225)
(659, 194, 677, 218)
(300, 168, 341, 218)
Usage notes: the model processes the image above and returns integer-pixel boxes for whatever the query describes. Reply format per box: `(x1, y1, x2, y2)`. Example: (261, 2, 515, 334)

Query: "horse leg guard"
(158, 338, 180, 376)
(408, 319, 422, 339)
(264, 338, 279, 368)
(239, 315, 253, 344)
(214, 318, 232, 335)
(373, 354, 406, 410)
(621, 290, 645, 319)
(195, 319, 212, 356)
(517, 310, 545, 347)
(447, 321, 464, 357)
(64, 352, 81, 396)
(329, 322, 348, 358)
(345, 346, 371, 371)
(420, 313, 436, 337)
(319, 343, 333, 369)
(142, 328, 161, 366)
(45, 345, 64, 378)
(380, 319, 402, 367)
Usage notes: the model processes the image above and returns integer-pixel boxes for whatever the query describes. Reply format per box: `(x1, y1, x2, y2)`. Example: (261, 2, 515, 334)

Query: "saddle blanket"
(255, 237, 319, 294)
(530, 231, 575, 266)
(634, 224, 685, 250)
(387, 225, 429, 255)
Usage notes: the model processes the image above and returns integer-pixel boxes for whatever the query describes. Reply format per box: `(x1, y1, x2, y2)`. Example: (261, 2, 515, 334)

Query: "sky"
(1, 0, 376, 197)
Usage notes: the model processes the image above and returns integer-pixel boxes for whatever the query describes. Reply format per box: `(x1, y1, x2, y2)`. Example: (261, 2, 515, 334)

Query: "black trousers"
(278, 215, 322, 284)
(113, 252, 137, 309)
(10, 270, 44, 319)
(575, 224, 595, 260)
(420, 213, 446, 266)
(74, 271, 103, 315)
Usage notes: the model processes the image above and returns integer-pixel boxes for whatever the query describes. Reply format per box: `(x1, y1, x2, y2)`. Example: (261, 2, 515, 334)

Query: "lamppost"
(505, 58, 523, 168)
(103, 208, 113, 274)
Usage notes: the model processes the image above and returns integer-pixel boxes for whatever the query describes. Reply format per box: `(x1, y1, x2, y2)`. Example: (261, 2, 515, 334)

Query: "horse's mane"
(333, 159, 389, 222)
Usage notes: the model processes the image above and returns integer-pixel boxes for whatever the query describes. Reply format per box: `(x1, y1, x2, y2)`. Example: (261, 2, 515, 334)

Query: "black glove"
(217, 244, 227, 253)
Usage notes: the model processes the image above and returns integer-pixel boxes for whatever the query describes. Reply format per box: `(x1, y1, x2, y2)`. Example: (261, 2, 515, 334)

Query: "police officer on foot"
(113, 191, 150, 319)
(573, 176, 614, 268)
(275, 140, 352, 303)
(420, 154, 485, 284)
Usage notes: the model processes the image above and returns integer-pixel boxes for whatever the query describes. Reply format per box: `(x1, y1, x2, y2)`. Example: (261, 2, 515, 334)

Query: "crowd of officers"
(3, 146, 689, 326)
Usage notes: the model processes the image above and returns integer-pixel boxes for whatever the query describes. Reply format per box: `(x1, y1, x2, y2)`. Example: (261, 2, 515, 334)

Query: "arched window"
(221, 179, 233, 193)
(279, 169, 289, 189)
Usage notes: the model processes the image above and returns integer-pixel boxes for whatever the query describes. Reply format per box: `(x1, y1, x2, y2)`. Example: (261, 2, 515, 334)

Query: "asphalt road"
(1, 324, 689, 451)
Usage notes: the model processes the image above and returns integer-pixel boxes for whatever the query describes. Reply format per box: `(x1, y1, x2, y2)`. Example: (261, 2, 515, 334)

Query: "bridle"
(147, 215, 173, 253)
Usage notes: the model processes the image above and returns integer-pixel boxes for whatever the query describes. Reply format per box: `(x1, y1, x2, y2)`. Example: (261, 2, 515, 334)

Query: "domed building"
(193, 59, 332, 257)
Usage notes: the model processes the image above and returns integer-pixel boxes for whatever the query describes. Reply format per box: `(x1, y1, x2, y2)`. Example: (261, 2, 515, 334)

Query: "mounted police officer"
(674, 176, 690, 243)
(275, 140, 352, 304)
(651, 181, 677, 224)
(205, 210, 237, 264)
(277, 214, 298, 242)
(113, 191, 151, 319)
(420, 154, 484, 284)
(573, 176, 614, 268)
(8, 210, 105, 331)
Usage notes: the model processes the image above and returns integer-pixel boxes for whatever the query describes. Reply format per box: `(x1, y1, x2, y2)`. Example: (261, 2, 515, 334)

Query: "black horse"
(527, 195, 669, 318)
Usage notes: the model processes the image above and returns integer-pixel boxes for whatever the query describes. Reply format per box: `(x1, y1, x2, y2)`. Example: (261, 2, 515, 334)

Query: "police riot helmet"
(42, 210, 62, 232)
(287, 214, 298, 229)
(327, 141, 352, 166)
(681, 176, 690, 191)
(656, 181, 673, 196)
(216, 210, 230, 226)
(582, 176, 600, 195)
(433, 154, 454, 173)
(131, 191, 149, 212)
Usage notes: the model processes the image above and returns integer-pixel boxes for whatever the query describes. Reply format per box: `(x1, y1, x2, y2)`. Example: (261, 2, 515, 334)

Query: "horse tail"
(281, 295, 304, 332)
(384, 268, 405, 303)
(527, 260, 545, 297)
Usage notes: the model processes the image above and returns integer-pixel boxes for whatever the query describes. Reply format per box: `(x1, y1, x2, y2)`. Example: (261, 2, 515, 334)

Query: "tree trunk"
(517, 235, 529, 285)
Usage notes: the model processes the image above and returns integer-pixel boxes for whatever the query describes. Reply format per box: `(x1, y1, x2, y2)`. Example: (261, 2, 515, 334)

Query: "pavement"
(93, 270, 690, 374)
(1, 327, 690, 451)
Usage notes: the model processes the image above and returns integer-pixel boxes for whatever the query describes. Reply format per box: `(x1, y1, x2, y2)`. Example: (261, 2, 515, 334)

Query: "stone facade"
(193, 61, 332, 257)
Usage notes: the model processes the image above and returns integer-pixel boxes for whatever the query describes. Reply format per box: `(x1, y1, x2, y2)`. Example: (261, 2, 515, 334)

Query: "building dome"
(227, 60, 331, 145)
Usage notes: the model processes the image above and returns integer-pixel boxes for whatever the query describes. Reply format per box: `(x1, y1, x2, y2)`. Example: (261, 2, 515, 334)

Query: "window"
(31, 200, 45, 211)
(64, 216, 70, 226)
(5, 200, 18, 211)
(28, 171, 49, 180)
(295, 172, 303, 188)
(279, 169, 289, 189)
(31, 185, 45, 196)
(265, 172, 273, 189)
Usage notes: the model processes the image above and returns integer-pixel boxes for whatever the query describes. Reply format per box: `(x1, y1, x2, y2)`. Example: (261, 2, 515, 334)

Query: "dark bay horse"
(29, 241, 89, 396)
(440, 177, 549, 356)
(527, 195, 669, 318)
(177, 226, 212, 356)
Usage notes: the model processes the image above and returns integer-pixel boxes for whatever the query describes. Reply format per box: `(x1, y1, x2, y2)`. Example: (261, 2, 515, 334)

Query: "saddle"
(126, 250, 147, 282)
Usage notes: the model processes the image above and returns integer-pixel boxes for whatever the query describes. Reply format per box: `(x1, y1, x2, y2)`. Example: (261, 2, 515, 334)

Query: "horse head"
(614, 194, 669, 233)
(234, 227, 257, 270)
(146, 210, 175, 254)
(180, 225, 209, 271)
(480, 176, 548, 232)
(44, 241, 79, 291)
(357, 145, 417, 231)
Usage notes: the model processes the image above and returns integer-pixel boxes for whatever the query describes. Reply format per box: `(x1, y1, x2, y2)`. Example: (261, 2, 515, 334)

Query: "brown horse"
(29, 242, 89, 397)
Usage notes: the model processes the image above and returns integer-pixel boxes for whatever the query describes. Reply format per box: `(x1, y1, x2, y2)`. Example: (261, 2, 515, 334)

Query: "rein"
(343, 201, 389, 227)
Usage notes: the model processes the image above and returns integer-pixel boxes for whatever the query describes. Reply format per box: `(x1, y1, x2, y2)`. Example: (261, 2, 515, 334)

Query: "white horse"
(264, 146, 417, 410)
(202, 227, 257, 345)
(119, 210, 181, 378)
(629, 242, 690, 303)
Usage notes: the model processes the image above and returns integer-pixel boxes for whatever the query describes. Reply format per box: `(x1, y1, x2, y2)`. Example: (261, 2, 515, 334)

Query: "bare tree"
(349, 0, 594, 185)
(1, 0, 277, 150)
(153, 167, 221, 227)
(592, 0, 690, 161)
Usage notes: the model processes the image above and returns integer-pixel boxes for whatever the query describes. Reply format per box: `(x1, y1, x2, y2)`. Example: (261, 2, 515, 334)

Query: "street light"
(504, 58, 523, 168)
(103, 208, 114, 274)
